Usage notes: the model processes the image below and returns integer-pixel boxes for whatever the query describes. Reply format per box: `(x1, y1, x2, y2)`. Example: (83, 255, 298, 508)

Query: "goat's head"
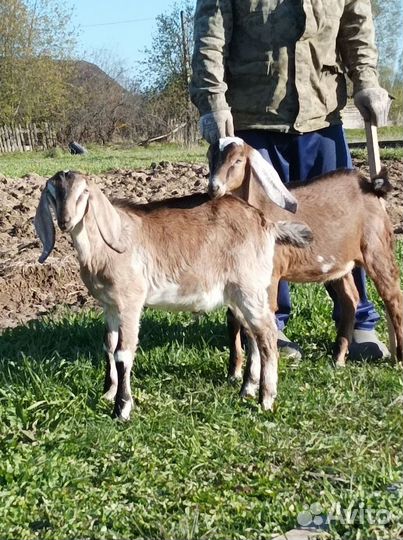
(208, 137, 298, 213)
(35, 171, 127, 263)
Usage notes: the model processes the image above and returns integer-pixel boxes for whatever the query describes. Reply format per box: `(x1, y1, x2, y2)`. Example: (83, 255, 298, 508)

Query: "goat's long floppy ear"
(88, 183, 127, 253)
(34, 186, 55, 263)
(248, 148, 298, 213)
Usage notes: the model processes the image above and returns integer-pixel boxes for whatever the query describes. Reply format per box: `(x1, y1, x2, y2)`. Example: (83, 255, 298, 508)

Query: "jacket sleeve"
(189, 0, 233, 115)
(337, 0, 380, 94)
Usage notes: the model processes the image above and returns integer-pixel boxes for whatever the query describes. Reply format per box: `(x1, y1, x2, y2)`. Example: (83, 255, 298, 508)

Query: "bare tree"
(63, 50, 149, 144)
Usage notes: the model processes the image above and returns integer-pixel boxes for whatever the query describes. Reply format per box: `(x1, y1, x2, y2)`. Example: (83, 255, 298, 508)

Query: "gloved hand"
(199, 110, 234, 144)
(354, 87, 392, 127)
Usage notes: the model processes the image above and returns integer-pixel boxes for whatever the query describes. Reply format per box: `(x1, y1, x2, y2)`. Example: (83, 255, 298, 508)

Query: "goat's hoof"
(260, 396, 275, 412)
(112, 398, 133, 421)
(334, 359, 346, 368)
(102, 387, 118, 402)
(227, 372, 243, 385)
(113, 414, 130, 423)
(240, 382, 259, 399)
(112, 410, 131, 422)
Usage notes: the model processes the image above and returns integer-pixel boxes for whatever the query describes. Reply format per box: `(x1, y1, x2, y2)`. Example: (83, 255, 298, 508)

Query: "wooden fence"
(166, 117, 199, 145)
(0, 123, 57, 153)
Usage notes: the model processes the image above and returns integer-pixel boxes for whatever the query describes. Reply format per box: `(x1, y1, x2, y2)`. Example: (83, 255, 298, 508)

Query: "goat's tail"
(274, 221, 313, 248)
(370, 166, 393, 197)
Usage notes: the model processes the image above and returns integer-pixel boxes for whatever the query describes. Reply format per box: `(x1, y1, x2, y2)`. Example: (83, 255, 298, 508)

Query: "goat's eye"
(77, 190, 88, 204)
(235, 159, 243, 165)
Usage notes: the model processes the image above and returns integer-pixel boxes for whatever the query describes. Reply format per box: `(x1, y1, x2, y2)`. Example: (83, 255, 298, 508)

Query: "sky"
(68, 0, 402, 83)
(69, 1, 194, 76)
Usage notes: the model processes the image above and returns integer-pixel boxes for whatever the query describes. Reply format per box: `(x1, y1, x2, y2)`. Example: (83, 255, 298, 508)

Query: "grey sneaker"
(349, 329, 391, 361)
(277, 330, 302, 361)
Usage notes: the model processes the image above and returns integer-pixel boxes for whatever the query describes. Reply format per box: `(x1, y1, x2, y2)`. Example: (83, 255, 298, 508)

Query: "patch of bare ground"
(0, 159, 401, 329)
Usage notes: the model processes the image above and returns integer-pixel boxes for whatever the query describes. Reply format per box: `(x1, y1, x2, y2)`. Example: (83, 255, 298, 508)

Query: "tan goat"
(208, 137, 403, 382)
(34, 171, 311, 418)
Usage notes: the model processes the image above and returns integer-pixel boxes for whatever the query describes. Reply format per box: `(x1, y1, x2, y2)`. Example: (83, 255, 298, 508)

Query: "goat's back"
(113, 192, 210, 213)
(262, 170, 385, 220)
(117, 193, 272, 275)
(248, 169, 393, 282)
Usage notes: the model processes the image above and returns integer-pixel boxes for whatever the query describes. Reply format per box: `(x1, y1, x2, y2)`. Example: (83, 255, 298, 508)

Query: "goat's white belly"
(145, 282, 224, 312)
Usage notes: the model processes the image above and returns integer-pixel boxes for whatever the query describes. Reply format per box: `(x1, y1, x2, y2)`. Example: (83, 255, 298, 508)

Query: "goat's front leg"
(227, 308, 244, 382)
(102, 311, 119, 401)
(113, 307, 142, 420)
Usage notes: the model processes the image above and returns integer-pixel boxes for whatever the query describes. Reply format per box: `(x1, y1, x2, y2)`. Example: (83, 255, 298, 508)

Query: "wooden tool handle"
(364, 121, 381, 178)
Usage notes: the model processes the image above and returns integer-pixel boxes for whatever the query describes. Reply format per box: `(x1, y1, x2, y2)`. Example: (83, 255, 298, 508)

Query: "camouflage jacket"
(190, 0, 380, 133)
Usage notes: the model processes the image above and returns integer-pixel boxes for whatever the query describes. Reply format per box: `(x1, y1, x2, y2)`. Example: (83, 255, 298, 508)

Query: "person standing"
(190, 0, 391, 360)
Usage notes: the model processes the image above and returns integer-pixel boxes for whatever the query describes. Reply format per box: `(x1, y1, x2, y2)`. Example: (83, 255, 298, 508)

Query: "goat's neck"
(70, 211, 105, 270)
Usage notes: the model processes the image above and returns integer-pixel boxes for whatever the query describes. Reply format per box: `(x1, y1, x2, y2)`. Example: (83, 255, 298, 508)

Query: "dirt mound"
(0, 163, 209, 329)
(0, 159, 401, 330)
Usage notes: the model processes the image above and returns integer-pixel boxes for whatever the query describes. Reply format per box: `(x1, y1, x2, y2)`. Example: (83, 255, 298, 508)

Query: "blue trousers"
(236, 125, 380, 331)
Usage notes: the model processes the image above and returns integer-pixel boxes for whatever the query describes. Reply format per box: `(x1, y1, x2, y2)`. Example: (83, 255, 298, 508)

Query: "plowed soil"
(0, 159, 401, 329)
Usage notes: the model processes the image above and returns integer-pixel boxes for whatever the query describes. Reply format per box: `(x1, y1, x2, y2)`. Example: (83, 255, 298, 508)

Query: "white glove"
(354, 87, 392, 127)
(199, 110, 234, 144)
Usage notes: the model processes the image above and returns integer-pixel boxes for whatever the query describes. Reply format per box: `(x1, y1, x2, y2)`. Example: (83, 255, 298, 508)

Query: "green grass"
(0, 141, 402, 538)
(0, 246, 402, 539)
(0, 142, 209, 178)
(350, 147, 403, 161)
(345, 126, 403, 160)
(345, 126, 403, 142)
(1, 131, 401, 178)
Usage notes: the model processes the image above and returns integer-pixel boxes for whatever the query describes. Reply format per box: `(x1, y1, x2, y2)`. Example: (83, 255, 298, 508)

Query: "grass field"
(0, 125, 401, 178)
(0, 143, 208, 178)
(1, 247, 402, 539)
(0, 140, 402, 539)
(345, 126, 403, 143)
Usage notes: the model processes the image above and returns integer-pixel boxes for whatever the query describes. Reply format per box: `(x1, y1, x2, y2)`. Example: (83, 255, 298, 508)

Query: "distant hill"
(68, 60, 136, 101)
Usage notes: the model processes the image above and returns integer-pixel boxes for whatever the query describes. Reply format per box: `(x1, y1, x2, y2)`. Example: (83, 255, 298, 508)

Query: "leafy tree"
(142, 1, 193, 91)
(0, 0, 75, 124)
(371, 0, 403, 120)
(141, 1, 197, 141)
(371, 0, 402, 78)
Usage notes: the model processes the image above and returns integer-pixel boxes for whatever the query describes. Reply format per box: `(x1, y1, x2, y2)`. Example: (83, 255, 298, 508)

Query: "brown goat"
(34, 170, 312, 417)
(208, 137, 403, 379)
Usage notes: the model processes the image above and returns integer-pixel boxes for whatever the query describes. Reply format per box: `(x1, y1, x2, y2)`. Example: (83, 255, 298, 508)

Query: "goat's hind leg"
(331, 273, 359, 367)
(102, 311, 119, 401)
(227, 307, 260, 399)
(254, 314, 279, 411)
(365, 245, 403, 362)
(240, 331, 261, 399)
(227, 308, 245, 382)
(235, 299, 279, 411)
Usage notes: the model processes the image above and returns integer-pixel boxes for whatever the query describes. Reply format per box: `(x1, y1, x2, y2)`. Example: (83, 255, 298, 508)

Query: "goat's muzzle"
(58, 217, 73, 232)
(208, 177, 226, 199)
